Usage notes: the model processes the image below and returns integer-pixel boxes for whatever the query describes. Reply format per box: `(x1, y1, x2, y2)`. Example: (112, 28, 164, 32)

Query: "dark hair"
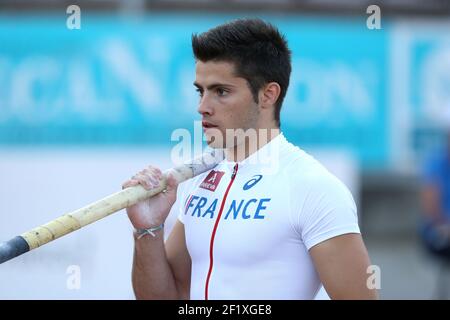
(192, 18, 291, 127)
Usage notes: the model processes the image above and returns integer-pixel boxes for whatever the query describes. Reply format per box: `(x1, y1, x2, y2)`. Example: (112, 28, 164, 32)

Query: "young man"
(123, 18, 378, 300)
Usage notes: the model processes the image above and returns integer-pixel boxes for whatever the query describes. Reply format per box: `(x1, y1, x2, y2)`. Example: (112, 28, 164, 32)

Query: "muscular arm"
(309, 233, 378, 300)
(132, 221, 191, 300)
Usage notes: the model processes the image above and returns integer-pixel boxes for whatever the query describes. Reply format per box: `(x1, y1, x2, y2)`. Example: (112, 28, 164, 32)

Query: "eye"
(195, 88, 204, 97)
(216, 88, 228, 97)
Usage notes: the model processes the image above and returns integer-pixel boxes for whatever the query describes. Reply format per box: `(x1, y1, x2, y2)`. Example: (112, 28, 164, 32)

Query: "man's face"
(194, 60, 260, 148)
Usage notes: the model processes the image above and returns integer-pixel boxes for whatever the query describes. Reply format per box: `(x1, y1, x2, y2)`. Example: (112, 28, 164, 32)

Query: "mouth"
(202, 121, 218, 130)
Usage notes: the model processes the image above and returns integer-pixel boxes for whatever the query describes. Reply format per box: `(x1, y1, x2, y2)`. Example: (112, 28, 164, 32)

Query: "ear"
(260, 82, 281, 110)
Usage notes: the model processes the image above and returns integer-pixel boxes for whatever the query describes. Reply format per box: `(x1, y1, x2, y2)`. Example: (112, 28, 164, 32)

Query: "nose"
(197, 94, 214, 116)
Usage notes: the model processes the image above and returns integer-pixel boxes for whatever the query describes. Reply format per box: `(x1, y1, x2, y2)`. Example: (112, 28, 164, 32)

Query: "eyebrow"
(193, 82, 236, 90)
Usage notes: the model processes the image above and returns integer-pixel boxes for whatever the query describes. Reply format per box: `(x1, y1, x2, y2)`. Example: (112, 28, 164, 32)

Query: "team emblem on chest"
(200, 170, 225, 192)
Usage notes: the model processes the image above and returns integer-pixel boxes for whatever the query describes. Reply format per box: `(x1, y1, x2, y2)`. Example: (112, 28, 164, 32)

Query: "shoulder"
(281, 144, 360, 247)
(280, 142, 354, 205)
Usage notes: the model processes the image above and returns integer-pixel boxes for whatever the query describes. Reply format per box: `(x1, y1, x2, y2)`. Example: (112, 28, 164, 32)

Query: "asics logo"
(243, 175, 263, 190)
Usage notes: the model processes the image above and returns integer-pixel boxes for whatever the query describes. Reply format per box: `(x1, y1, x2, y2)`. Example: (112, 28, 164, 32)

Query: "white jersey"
(172, 133, 360, 300)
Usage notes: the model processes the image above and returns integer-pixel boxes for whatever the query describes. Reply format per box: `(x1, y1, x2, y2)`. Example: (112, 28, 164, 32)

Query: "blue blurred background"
(1, 0, 450, 299)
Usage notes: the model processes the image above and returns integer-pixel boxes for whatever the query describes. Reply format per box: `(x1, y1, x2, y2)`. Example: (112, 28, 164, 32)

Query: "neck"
(224, 128, 280, 162)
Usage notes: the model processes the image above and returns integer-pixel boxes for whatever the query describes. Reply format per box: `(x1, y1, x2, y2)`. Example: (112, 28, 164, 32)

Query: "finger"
(153, 167, 162, 178)
(145, 175, 159, 187)
(143, 167, 162, 181)
(122, 179, 139, 189)
(134, 174, 153, 190)
(139, 173, 162, 189)
(144, 165, 161, 174)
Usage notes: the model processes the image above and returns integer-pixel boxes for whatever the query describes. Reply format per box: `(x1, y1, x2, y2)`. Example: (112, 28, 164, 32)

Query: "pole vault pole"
(0, 150, 224, 265)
